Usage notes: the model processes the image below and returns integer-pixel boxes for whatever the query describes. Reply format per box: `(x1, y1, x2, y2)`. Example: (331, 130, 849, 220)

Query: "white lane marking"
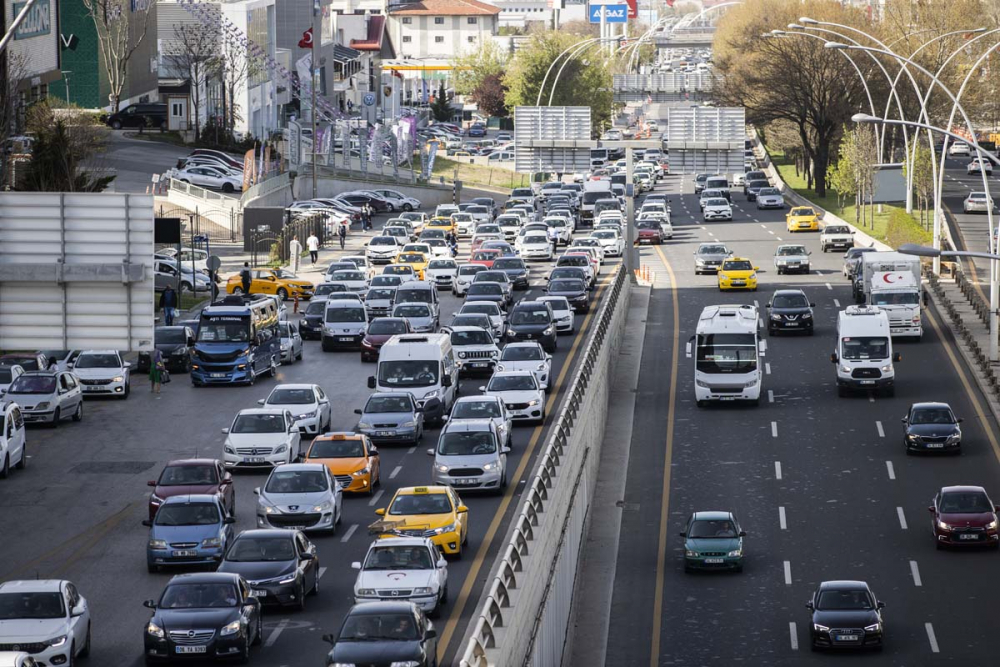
(760, 224, 767, 229)
(754, 299, 760, 308)
(825, 282, 833, 290)
(771, 421, 778, 438)
(765, 362, 772, 375)
(910, 560, 922, 586)
(340, 523, 358, 543)
(876, 421, 885, 438)
(768, 230, 775, 235)
(265, 618, 289, 647)
(368, 489, 384, 507)
(776, 236, 783, 241)
(775, 461, 782, 480)
(789, 622, 799, 650)
(407, 446, 416, 454)
(869, 395, 876, 404)
(925, 622, 940, 653)
(886, 461, 896, 480)
(318, 566, 327, 579)
(783, 560, 792, 585)
(760, 339, 767, 354)
(779, 506, 787, 530)
(390, 465, 402, 479)
(768, 389, 774, 403)
(897, 507, 908, 530)
(834, 298, 841, 307)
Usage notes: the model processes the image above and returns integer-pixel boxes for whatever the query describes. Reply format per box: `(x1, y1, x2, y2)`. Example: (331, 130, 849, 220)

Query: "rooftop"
(390, 0, 501, 16)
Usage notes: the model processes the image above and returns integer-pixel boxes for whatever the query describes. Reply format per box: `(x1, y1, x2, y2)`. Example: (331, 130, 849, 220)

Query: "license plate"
(785, 322, 799, 327)
(173, 550, 197, 557)
(84, 385, 100, 391)
(731, 281, 745, 286)
(339, 337, 354, 342)
(211, 373, 227, 378)
(469, 362, 488, 368)
(453, 479, 477, 485)
(704, 558, 724, 564)
(926, 443, 944, 449)
(176, 646, 207, 654)
(374, 430, 394, 437)
(244, 457, 266, 463)
(960, 533, 980, 540)
(789, 262, 800, 267)
(252, 589, 268, 597)
(859, 380, 875, 385)
(836, 635, 859, 642)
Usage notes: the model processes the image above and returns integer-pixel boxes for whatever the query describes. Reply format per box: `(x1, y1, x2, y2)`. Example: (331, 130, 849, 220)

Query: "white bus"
(690, 304, 762, 407)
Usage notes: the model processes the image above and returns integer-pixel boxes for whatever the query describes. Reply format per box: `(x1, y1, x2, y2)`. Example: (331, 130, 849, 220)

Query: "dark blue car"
(468, 124, 486, 138)
(144, 494, 235, 573)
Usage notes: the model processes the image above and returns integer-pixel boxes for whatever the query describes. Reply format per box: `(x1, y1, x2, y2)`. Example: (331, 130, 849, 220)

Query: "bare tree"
(218, 38, 255, 139)
(82, 0, 156, 113)
(0, 51, 29, 188)
(170, 23, 219, 142)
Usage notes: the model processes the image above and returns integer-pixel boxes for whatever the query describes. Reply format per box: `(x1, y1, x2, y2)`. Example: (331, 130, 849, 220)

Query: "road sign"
(363, 93, 376, 107)
(589, 4, 627, 23)
(207, 255, 222, 272)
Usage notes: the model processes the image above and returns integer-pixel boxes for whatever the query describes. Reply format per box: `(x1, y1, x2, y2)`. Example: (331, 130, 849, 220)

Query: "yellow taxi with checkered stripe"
(373, 485, 469, 556)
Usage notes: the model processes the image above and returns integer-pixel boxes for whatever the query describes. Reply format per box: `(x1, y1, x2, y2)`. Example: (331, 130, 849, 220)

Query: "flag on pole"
(298, 28, 313, 49)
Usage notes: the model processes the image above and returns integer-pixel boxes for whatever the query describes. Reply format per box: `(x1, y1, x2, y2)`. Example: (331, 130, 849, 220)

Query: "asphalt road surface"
(604, 171, 1000, 665)
(0, 217, 618, 666)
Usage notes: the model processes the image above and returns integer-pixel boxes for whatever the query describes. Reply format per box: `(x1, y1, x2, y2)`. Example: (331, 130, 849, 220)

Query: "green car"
(680, 511, 746, 572)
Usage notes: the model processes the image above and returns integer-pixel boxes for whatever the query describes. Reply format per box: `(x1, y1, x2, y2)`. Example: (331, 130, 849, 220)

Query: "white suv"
(445, 326, 500, 375)
(72, 350, 131, 399)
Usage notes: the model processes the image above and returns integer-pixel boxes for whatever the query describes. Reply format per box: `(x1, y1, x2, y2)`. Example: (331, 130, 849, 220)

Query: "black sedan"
(766, 290, 814, 335)
(545, 278, 590, 313)
(299, 299, 326, 340)
(323, 602, 438, 667)
(143, 572, 262, 663)
(337, 193, 391, 213)
(218, 529, 320, 610)
(902, 402, 962, 454)
(807, 580, 884, 652)
(492, 257, 530, 290)
(137, 326, 196, 373)
(507, 302, 557, 353)
(465, 283, 507, 307)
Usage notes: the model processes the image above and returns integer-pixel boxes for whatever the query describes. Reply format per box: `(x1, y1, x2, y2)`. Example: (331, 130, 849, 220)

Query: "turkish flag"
(626, 0, 637, 18)
(299, 28, 313, 49)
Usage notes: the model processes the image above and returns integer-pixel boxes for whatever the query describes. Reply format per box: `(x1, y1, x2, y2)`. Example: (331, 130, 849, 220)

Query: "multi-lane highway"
(0, 215, 618, 666)
(602, 170, 1000, 665)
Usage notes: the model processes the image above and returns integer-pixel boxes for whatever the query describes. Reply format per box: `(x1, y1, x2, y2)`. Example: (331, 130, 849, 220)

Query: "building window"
(467, 17, 477, 24)
(468, 36, 476, 42)
(402, 17, 412, 24)
(434, 17, 444, 24)
(435, 35, 444, 42)
(403, 35, 412, 42)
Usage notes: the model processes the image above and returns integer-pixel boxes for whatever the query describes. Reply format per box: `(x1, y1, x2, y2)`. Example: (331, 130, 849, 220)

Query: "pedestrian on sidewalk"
(362, 205, 372, 231)
(289, 235, 302, 273)
(240, 262, 252, 294)
(306, 232, 320, 264)
(338, 222, 347, 250)
(159, 285, 178, 326)
(149, 349, 165, 394)
(547, 225, 559, 254)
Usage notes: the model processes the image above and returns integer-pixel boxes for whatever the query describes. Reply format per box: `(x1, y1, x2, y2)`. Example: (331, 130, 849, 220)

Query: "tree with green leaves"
(903, 143, 935, 229)
(453, 41, 509, 98)
(431, 82, 452, 122)
(18, 105, 114, 192)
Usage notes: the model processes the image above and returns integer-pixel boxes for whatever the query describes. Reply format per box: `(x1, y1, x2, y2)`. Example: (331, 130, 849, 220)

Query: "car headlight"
(225, 445, 235, 455)
(750, 273, 757, 280)
(35, 402, 50, 410)
(412, 587, 434, 595)
(148, 539, 167, 549)
(527, 399, 540, 406)
(276, 574, 297, 584)
(543, 327, 554, 335)
(864, 623, 882, 632)
(274, 444, 287, 455)
(424, 389, 440, 400)
(727, 549, 742, 557)
(813, 624, 830, 633)
(150, 494, 164, 505)
(356, 588, 376, 597)
(986, 520, 997, 530)
(435, 463, 449, 473)
(907, 434, 920, 442)
(313, 501, 334, 513)
(482, 462, 498, 471)
(840, 365, 851, 374)
(536, 362, 548, 371)
(937, 520, 952, 531)
(881, 365, 893, 373)
(298, 411, 317, 420)
(220, 620, 242, 637)
(112, 375, 125, 382)
(400, 421, 416, 428)
(353, 467, 370, 476)
(695, 379, 710, 388)
(802, 312, 812, 319)
(685, 549, 698, 557)
(280, 345, 289, 351)
(744, 378, 758, 388)
(770, 314, 782, 321)
(718, 273, 728, 280)
(202, 537, 222, 548)
(146, 622, 165, 639)
(946, 433, 961, 443)
(458, 351, 467, 359)
(433, 522, 457, 535)
(262, 504, 279, 515)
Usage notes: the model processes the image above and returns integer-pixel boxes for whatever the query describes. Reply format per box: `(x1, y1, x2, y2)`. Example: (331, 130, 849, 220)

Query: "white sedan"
(967, 158, 994, 175)
(352, 537, 447, 613)
(257, 384, 332, 436)
(519, 233, 554, 260)
(480, 371, 546, 423)
(222, 409, 303, 469)
(702, 198, 733, 221)
(497, 342, 552, 391)
(426, 258, 459, 291)
(174, 165, 243, 193)
(536, 295, 575, 334)
(589, 229, 625, 257)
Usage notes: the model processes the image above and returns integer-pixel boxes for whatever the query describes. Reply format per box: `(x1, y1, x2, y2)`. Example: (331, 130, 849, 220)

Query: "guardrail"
(459, 265, 629, 667)
(169, 177, 237, 203)
(240, 173, 291, 207)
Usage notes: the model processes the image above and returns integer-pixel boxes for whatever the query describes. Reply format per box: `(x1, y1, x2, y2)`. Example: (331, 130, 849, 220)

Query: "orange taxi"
(304, 432, 381, 494)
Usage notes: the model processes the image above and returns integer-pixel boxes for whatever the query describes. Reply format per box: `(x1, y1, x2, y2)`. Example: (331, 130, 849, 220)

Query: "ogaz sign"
(588, 3, 628, 23)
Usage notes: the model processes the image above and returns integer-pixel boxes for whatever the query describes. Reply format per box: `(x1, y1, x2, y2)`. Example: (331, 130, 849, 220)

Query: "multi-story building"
(3, 0, 61, 107)
(388, 0, 500, 61)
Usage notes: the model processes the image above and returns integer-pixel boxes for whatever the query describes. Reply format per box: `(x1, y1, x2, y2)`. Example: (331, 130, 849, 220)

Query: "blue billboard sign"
(589, 4, 628, 23)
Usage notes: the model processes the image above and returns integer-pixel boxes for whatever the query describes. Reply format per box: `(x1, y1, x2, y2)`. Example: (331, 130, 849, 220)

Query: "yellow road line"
(925, 307, 1000, 466)
(437, 269, 617, 661)
(650, 245, 680, 667)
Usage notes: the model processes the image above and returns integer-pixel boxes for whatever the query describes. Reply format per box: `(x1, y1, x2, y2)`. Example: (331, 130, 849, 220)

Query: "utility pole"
(311, 0, 320, 199)
(625, 145, 635, 280)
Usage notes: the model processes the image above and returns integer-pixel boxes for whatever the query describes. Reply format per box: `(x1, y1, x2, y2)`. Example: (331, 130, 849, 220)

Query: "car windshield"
(791, 208, 815, 216)
(226, 536, 296, 562)
(232, 413, 285, 433)
(706, 199, 728, 207)
(370, 237, 396, 246)
(326, 307, 365, 323)
(458, 266, 484, 278)
(368, 320, 407, 337)
(379, 361, 439, 387)
(372, 276, 402, 287)
(365, 395, 412, 413)
(525, 235, 548, 244)
(550, 279, 584, 292)
(910, 407, 955, 424)
(7, 375, 56, 394)
(559, 256, 588, 266)
(777, 247, 806, 256)
(939, 491, 993, 513)
(452, 316, 489, 329)
(771, 294, 809, 308)
(501, 346, 543, 361)
(722, 261, 752, 271)
(305, 301, 326, 315)
(688, 519, 738, 538)
(826, 226, 849, 234)
(0, 592, 65, 619)
(198, 318, 250, 342)
(159, 465, 218, 486)
(699, 246, 728, 255)
(473, 252, 497, 262)
(872, 292, 920, 306)
(389, 493, 452, 515)
(340, 613, 419, 641)
(364, 545, 433, 570)
(816, 589, 874, 611)
(451, 329, 493, 345)
(333, 271, 364, 282)
(267, 388, 314, 405)
(428, 260, 456, 270)
(439, 431, 497, 455)
(468, 284, 502, 296)
(316, 284, 348, 297)
(511, 309, 549, 325)
(759, 188, 780, 196)
(636, 221, 660, 230)
(394, 305, 430, 317)
(367, 288, 396, 302)
(265, 470, 328, 494)
(841, 337, 889, 361)
(452, 400, 501, 419)
(309, 439, 365, 458)
(696, 334, 758, 374)
(155, 329, 187, 345)
(489, 375, 536, 391)
(493, 259, 524, 270)
(160, 583, 238, 609)
(540, 298, 570, 312)
(155, 503, 221, 526)
(0, 367, 13, 383)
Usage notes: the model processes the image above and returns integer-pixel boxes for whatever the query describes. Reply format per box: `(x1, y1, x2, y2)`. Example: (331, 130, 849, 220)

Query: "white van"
(368, 334, 459, 424)
(322, 300, 368, 351)
(832, 306, 901, 397)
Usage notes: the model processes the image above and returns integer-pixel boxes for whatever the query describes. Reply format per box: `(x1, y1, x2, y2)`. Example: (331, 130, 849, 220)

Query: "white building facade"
(388, 0, 500, 61)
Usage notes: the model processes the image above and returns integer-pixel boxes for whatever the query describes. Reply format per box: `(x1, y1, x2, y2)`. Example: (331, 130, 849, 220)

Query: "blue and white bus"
(191, 295, 280, 386)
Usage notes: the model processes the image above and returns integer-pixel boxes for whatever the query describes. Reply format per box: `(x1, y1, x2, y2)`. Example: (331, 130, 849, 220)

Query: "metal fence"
(157, 205, 243, 243)
(249, 210, 336, 267)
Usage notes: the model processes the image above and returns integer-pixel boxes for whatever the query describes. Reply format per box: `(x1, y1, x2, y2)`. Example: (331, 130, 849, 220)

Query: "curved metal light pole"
(536, 37, 605, 107)
(548, 39, 607, 106)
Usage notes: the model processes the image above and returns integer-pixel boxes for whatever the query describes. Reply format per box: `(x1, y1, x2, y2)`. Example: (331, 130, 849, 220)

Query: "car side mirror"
(426, 628, 438, 639)
(322, 633, 336, 646)
(143, 600, 157, 610)
(805, 601, 814, 610)
(300, 552, 315, 560)
(927, 505, 935, 513)
(457, 505, 468, 513)
(188, 338, 196, 346)
(225, 516, 236, 524)
(678, 531, 686, 537)
(147, 480, 157, 487)
(502, 446, 512, 454)
(141, 519, 152, 527)
(71, 603, 86, 617)
(901, 417, 908, 423)
(437, 558, 448, 569)
(809, 303, 816, 308)
(221, 428, 229, 434)
(257, 399, 266, 406)
(877, 601, 885, 609)
(426, 448, 435, 456)
(892, 352, 902, 362)
(375, 508, 386, 516)
(830, 353, 838, 363)
(253, 487, 261, 496)
(738, 530, 747, 537)
(442, 375, 452, 387)
(354, 408, 363, 415)
(367, 376, 376, 389)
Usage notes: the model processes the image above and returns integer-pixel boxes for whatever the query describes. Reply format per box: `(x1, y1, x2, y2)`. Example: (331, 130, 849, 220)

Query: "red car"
(470, 249, 502, 269)
(361, 317, 412, 362)
(636, 221, 664, 245)
(147, 459, 235, 521)
(929, 485, 1000, 549)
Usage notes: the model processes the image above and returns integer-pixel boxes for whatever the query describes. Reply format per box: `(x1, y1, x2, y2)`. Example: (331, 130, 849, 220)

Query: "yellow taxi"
(785, 206, 820, 232)
(373, 486, 469, 556)
(426, 216, 456, 234)
(226, 268, 314, 300)
(717, 257, 759, 291)
(304, 432, 380, 495)
(393, 252, 429, 280)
